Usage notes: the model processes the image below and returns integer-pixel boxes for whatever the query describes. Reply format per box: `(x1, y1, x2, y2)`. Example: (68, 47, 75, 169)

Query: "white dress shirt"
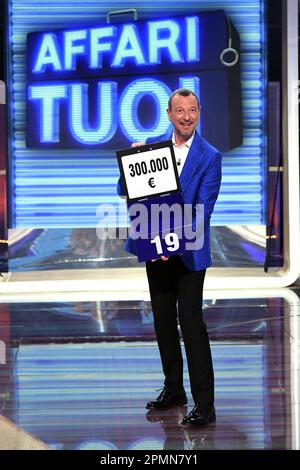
(172, 131, 195, 176)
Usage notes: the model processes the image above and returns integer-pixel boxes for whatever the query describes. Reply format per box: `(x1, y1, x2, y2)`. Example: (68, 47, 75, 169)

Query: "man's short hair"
(168, 88, 200, 110)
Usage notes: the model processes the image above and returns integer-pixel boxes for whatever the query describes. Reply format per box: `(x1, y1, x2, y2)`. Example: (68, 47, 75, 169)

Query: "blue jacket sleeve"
(196, 152, 222, 224)
(117, 176, 126, 197)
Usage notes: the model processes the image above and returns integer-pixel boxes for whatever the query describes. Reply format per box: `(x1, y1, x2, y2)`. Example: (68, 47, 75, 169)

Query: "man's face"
(167, 93, 200, 142)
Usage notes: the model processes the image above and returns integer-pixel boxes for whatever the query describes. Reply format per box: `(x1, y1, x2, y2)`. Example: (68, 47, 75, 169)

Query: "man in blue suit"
(117, 88, 222, 426)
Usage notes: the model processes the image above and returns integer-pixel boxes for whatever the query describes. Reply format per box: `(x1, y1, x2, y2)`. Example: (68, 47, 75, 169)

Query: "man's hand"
(151, 256, 169, 262)
(131, 142, 146, 148)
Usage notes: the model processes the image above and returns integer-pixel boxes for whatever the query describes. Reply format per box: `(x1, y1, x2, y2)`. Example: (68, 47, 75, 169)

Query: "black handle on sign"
(106, 9, 138, 24)
(220, 14, 239, 67)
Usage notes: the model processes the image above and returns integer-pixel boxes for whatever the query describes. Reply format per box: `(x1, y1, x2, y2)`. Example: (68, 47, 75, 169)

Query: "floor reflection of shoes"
(146, 405, 188, 424)
(146, 409, 165, 423)
(190, 435, 209, 450)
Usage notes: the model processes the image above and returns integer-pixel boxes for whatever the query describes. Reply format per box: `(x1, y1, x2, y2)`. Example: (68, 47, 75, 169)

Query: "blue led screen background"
(8, 0, 266, 228)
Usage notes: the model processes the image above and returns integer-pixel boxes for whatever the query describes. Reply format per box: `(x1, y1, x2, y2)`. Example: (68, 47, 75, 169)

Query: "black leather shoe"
(146, 388, 187, 409)
(181, 403, 216, 426)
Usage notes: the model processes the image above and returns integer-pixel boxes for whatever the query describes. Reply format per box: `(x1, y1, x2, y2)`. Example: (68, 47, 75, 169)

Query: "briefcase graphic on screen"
(26, 10, 242, 152)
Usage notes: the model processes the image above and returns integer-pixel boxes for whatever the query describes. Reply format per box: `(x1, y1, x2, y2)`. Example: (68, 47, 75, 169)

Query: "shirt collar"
(172, 131, 195, 149)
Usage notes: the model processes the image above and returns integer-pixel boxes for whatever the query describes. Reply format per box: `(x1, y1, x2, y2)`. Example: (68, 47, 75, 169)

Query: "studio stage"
(0, 286, 299, 450)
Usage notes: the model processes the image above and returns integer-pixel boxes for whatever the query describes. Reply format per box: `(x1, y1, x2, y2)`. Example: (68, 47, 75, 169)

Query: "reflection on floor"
(0, 288, 299, 450)
(0, 296, 290, 342)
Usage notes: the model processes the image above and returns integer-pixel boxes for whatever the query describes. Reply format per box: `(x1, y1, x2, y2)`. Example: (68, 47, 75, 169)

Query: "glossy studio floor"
(0, 285, 299, 451)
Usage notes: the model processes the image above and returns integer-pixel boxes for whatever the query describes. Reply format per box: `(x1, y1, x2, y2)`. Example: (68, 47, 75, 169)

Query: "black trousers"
(146, 255, 214, 405)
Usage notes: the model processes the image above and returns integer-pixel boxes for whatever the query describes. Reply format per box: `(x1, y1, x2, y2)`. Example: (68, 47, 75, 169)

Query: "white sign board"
(117, 141, 181, 201)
